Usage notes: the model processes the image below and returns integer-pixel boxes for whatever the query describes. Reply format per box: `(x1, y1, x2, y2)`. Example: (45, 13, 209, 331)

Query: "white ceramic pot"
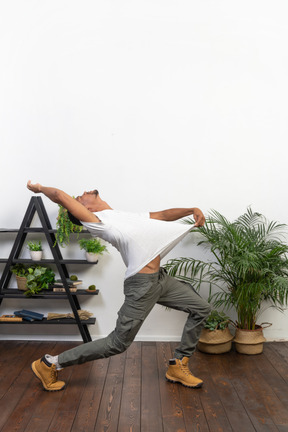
(85, 252, 99, 262)
(29, 250, 43, 261)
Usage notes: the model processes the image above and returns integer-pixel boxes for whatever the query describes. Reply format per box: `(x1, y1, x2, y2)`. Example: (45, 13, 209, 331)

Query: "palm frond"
(164, 257, 213, 291)
(168, 207, 288, 329)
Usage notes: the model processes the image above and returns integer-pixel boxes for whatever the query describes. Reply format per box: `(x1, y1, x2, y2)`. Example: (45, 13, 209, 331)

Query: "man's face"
(76, 190, 98, 208)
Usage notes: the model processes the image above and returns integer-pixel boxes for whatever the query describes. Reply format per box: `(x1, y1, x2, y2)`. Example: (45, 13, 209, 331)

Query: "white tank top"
(81, 209, 191, 279)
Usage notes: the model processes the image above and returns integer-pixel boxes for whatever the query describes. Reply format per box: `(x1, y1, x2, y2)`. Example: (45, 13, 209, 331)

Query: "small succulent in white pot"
(27, 240, 43, 261)
(78, 238, 107, 262)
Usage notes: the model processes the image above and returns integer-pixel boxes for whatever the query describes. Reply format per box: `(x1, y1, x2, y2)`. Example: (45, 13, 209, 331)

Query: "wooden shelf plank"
(0, 228, 89, 233)
(0, 288, 99, 299)
(0, 317, 96, 325)
(1, 259, 98, 265)
(11, 258, 97, 265)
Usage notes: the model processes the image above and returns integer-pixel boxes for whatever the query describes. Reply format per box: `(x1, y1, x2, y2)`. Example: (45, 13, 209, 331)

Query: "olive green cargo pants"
(59, 268, 211, 367)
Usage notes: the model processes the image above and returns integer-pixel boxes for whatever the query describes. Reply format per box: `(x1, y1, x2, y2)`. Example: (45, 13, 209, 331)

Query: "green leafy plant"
(204, 310, 230, 331)
(78, 238, 107, 254)
(27, 240, 42, 251)
(55, 204, 82, 247)
(10, 263, 28, 277)
(11, 264, 55, 297)
(165, 208, 288, 330)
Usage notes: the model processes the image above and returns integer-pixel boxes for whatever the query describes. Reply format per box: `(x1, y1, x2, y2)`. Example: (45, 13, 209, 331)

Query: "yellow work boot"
(165, 357, 203, 388)
(31, 357, 66, 391)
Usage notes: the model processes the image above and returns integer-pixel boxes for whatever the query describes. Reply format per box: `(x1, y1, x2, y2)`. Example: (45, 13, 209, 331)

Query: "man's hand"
(27, 180, 42, 193)
(193, 208, 205, 227)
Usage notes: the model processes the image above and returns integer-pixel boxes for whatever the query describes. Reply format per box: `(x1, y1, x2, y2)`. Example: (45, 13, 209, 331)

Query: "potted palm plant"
(165, 208, 288, 354)
(78, 238, 108, 262)
(197, 310, 233, 354)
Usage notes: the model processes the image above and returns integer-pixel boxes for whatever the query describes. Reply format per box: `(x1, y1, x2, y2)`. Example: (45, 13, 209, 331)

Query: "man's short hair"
(67, 211, 83, 226)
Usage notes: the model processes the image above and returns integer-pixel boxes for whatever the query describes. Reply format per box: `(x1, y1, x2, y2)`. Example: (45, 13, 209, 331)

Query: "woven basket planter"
(197, 327, 234, 354)
(234, 326, 267, 355)
(16, 275, 28, 291)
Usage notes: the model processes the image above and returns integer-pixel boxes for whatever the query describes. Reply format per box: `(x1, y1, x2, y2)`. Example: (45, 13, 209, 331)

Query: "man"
(27, 180, 211, 391)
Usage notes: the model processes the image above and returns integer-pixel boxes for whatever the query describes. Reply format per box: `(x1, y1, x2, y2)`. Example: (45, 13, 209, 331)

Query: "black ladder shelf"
(0, 196, 98, 343)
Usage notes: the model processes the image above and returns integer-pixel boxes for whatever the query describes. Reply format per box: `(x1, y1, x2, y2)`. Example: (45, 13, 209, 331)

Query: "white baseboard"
(0, 334, 287, 342)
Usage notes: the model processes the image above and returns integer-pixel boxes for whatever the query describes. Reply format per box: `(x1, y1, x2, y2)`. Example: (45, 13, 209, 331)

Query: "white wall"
(0, 0, 287, 341)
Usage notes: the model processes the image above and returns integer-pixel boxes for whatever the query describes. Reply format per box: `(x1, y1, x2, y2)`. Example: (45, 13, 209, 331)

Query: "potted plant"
(10, 264, 29, 291)
(78, 238, 108, 262)
(55, 204, 83, 247)
(197, 310, 233, 354)
(27, 240, 43, 261)
(165, 208, 288, 354)
(11, 264, 55, 297)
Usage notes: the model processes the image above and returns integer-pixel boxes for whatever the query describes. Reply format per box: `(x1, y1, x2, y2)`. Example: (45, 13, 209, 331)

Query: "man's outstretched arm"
(27, 181, 99, 223)
(150, 208, 205, 227)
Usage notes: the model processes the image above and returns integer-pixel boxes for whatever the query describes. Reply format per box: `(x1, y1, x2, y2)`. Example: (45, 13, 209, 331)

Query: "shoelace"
(180, 360, 193, 376)
(50, 365, 58, 383)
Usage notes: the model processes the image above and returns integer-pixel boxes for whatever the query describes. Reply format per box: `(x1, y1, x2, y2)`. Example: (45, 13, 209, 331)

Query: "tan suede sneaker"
(165, 357, 203, 388)
(31, 357, 66, 391)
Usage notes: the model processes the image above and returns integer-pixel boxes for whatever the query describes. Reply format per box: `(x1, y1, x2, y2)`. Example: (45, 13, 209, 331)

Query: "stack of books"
(52, 279, 82, 292)
(14, 310, 44, 321)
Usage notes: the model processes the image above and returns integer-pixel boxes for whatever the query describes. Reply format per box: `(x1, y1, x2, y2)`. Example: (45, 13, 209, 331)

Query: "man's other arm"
(149, 208, 205, 227)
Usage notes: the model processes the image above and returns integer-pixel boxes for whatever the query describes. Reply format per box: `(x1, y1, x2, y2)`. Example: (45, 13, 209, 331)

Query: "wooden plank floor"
(1, 341, 288, 432)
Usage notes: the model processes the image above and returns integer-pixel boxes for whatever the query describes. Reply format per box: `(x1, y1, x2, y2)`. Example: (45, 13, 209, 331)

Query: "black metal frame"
(0, 197, 97, 342)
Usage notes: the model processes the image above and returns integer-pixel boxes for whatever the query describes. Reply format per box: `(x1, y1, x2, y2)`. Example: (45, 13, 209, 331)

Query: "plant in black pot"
(165, 208, 288, 354)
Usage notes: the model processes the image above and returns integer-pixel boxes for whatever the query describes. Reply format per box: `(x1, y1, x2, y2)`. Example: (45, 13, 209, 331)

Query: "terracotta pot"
(16, 275, 28, 291)
(234, 326, 267, 355)
(197, 327, 234, 354)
